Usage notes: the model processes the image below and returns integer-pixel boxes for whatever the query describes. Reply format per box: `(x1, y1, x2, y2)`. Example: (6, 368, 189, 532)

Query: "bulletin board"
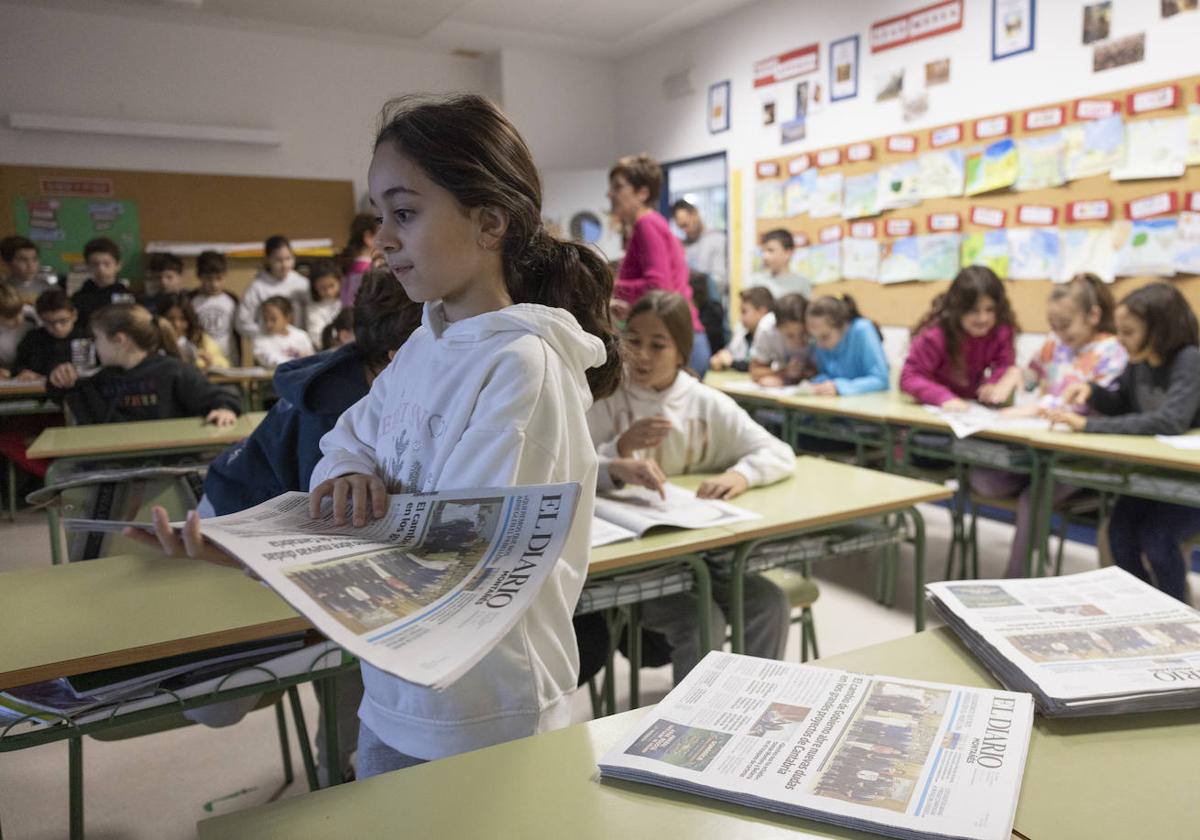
(0, 165, 355, 296)
(753, 74, 1200, 332)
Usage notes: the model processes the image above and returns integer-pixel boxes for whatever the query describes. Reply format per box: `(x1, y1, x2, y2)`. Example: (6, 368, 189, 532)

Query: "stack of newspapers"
(599, 651, 1032, 840)
(927, 567, 1200, 716)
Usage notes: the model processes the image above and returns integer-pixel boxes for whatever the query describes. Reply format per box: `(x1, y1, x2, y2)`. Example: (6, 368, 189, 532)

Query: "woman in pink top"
(607, 154, 711, 376)
(338, 213, 378, 309)
(901, 266, 1022, 410)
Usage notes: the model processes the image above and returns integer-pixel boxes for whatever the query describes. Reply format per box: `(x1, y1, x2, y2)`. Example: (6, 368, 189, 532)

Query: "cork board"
(753, 74, 1200, 332)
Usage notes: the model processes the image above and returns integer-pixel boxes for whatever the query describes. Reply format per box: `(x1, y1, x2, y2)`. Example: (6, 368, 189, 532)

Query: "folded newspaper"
(71, 483, 579, 691)
(599, 651, 1032, 840)
(591, 483, 761, 547)
(924, 404, 1047, 439)
(927, 567, 1200, 716)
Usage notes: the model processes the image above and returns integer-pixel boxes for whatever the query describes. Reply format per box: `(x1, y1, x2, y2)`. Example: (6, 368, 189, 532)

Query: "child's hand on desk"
(940, 398, 969, 413)
(755, 373, 785, 388)
(309, 473, 389, 527)
(1060, 381, 1091, 407)
(617, 416, 673, 457)
(48, 362, 79, 389)
(123, 507, 243, 569)
(782, 358, 805, 384)
(709, 349, 733, 371)
(206, 408, 238, 427)
(697, 470, 749, 500)
(1045, 409, 1086, 432)
(15, 370, 43, 382)
(608, 458, 667, 499)
(0, 367, 10, 380)
(810, 381, 838, 396)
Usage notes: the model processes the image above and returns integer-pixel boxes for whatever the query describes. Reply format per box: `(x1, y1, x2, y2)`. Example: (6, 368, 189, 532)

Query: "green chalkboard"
(13, 196, 142, 279)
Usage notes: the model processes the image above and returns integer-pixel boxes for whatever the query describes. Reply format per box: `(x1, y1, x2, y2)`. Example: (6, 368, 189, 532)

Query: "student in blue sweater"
(805, 294, 889, 395)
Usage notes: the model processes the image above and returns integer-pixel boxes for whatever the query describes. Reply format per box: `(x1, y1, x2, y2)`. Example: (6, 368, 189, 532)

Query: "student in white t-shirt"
(750, 292, 813, 386)
(190, 251, 240, 365)
(305, 259, 344, 347)
(236, 235, 310, 341)
(252, 296, 314, 368)
(587, 290, 794, 684)
(710, 285, 775, 372)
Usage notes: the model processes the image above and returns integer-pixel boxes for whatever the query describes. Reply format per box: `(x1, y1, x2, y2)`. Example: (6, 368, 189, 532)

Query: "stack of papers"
(599, 651, 1032, 840)
(928, 567, 1200, 716)
(591, 483, 760, 547)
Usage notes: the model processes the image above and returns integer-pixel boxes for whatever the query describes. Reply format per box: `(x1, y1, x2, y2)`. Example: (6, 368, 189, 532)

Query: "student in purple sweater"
(901, 266, 1022, 410)
(607, 153, 711, 377)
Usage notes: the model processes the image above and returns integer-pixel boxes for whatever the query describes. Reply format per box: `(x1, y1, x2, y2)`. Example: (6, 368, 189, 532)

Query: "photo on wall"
(925, 58, 951, 86)
(992, 0, 1036, 61)
(761, 96, 777, 126)
(829, 34, 859, 102)
(1082, 1, 1111, 44)
(1161, 0, 1198, 17)
(1094, 32, 1145, 72)
(707, 80, 730, 134)
(876, 68, 903, 102)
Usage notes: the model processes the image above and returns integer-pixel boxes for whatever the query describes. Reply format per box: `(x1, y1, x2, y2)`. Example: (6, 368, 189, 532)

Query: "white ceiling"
(12, 0, 759, 57)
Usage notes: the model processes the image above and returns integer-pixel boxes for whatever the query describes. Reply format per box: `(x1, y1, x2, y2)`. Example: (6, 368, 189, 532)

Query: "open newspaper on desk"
(590, 483, 761, 547)
(717, 379, 814, 398)
(927, 567, 1200, 715)
(924, 404, 1048, 439)
(599, 651, 1032, 840)
(76, 483, 579, 691)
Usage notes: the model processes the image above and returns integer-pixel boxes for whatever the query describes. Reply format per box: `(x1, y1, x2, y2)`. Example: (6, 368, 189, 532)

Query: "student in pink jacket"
(901, 266, 1022, 411)
(607, 153, 712, 377)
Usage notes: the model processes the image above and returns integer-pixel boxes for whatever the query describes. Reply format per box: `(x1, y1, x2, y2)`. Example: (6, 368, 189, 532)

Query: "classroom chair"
(762, 562, 820, 662)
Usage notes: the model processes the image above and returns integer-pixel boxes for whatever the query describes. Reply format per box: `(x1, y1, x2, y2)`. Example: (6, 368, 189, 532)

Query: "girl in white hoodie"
(588, 290, 795, 684)
(235, 234, 311, 341)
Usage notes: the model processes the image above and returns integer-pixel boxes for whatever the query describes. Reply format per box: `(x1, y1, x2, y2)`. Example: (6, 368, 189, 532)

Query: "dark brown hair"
(912, 266, 1018, 368)
(628, 291, 694, 366)
(35, 288, 72, 316)
(0, 283, 22, 319)
(760, 229, 795, 251)
(375, 93, 620, 398)
(339, 212, 378, 273)
(84, 237, 120, 262)
(196, 250, 227, 277)
(352, 267, 423, 372)
(774, 292, 809, 327)
(1, 235, 37, 263)
(147, 252, 183, 275)
(158, 292, 203, 345)
(1049, 273, 1116, 334)
(91, 304, 180, 358)
(308, 259, 342, 301)
(263, 235, 293, 260)
(1119, 283, 1199, 362)
(261, 295, 293, 320)
(609, 153, 663, 205)
(740, 286, 776, 312)
(809, 293, 882, 340)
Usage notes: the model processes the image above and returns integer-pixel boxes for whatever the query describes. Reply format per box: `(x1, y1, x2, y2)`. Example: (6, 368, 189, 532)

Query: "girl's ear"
(1087, 305, 1102, 327)
(474, 206, 510, 251)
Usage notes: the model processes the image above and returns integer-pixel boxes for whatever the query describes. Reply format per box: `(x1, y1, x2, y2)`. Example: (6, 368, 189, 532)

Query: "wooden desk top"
(0, 379, 47, 397)
(0, 554, 307, 691)
(201, 627, 1200, 840)
(26, 411, 266, 459)
(1030, 428, 1200, 473)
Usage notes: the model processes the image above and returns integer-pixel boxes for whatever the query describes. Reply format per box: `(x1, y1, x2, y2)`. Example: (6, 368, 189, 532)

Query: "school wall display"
(13, 196, 141, 278)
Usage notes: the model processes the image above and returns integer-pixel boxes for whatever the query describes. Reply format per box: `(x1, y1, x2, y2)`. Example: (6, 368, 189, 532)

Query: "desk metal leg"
(908, 507, 927, 632)
(285, 687, 318, 790)
(729, 547, 748, 654)
(68, 736, 83, 840)
(1024, 448, 1043, 578)
(320, 678, 341, 786)
(682, 556, 714, 659)
(1034, 451, 1058, 578)
(627, 603, 641, 709)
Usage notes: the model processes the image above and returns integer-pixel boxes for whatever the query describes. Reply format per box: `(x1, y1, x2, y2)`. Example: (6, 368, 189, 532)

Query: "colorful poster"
(755, 180, 786, 219)
(1173, 212, 1200, 275)
(707, 81, 730, 134)
(14, 196, 142, 278)
(842, 237, 881, 281)
(1110, 117, 1188, 180)
(917, 233, 962, 280)
(964, 138, 1018, 196)
(1188, 104, 1200, 166)
(1114, 218, 1177, 277)
(917, 149, 965, 199)
(784, 170, 815, 217)
(1007, 228, 1061, 280)
(810, 172, 845, 218)
(879, 236, 920, 284)
(808, 241, 842, 284)
(1063, 115, 1125, 179)
(790, 246, 812, 280)
(842, 172, 880, 219)
(876, 161, 921, 210)
(1058, 227, 1116, 283)
(961, 230, 1010, 279)
(1014, 133, 1066, 191)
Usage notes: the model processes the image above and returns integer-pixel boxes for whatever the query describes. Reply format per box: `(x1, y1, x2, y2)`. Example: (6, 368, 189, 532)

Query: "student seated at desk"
(71, 237, 136, 334)
(305, 259, 344, 347)
(47, 303, 241, 426)
(1, 235, 53, 305)
(900, 266, 1022, 411)
(235, 235, 311, 342)
(710, 286, 773, 373)
(12, 289, 84, 380)
(805, 294, 888, 396)
(160, 292, 229, 370)
(190, 250, 240, 366)
(1048, 283, 1200, 603)
(749, 292, 812, 387)
(252, 296, 315, 368)
(588, 290, 794, 684)
(140, 252, 187, 316)
(971, 274, 1127, 578)
(0, 283, 35, 378)
(321, 307, 354, 351)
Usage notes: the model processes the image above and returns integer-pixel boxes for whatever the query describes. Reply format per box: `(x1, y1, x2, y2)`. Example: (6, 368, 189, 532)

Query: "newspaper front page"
(927, 567, 1200, 714)
(193, 483, 580, 690)
(599, 652, 1032, 840)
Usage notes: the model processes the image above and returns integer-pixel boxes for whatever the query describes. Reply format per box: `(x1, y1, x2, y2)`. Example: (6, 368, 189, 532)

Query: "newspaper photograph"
(599, 651, 1032, 840)
(182, 483, 580, 690)
(591, 482, 760, 547)
(927, 567, 1200, 713)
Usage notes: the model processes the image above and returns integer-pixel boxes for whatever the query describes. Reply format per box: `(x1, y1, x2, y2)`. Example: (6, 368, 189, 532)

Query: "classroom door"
(661, 152, 728, 247)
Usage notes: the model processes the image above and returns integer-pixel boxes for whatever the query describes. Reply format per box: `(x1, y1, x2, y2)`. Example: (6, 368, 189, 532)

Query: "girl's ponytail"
(92, 303, 180, 358)
(154, 316, 181, 358)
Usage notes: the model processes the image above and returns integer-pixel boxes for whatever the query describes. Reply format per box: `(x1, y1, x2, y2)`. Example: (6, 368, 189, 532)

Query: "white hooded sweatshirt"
(311, 301, 606, 759)
(587, 369, 794, 485)
(235, 269, 311, 340)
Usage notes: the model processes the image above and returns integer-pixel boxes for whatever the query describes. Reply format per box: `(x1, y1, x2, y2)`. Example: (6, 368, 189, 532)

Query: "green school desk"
(26, 412, 265, 563)
(0, 553, 350, 840)
(206, 625, 1178, 840)
(207, 368, 275, 412)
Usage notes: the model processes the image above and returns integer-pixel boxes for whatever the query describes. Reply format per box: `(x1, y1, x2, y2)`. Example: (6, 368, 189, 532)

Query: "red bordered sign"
(1073, 99, 1120, 120)
(973, 115, 1011, 139)
(38, 177, 115, 197)
(846, 143, 875, 162)
(1023, 106, 1065, 131)
(819, 224, 844, 242)
(870, 0, 963, 53)
(970, 206, 1006, 228)
(757, 161, 781, 178)
(1127, 86, 1180, 115)
(850, 221, 878, 238)
(886, 134, 917, 153)
(1187, 191, 1200, 213)
(884, 217, 915, 237)
(929, 124, 962, 148)
(1125, 192, 1177, 220)
(754, 43, 819, 88)
(787, 154, 811, 174)
(1017, 205, 1057, 226)
(1064, 199, 1112, 222)
(927, 212, 961, 232)
(816, 148, 843, 167)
